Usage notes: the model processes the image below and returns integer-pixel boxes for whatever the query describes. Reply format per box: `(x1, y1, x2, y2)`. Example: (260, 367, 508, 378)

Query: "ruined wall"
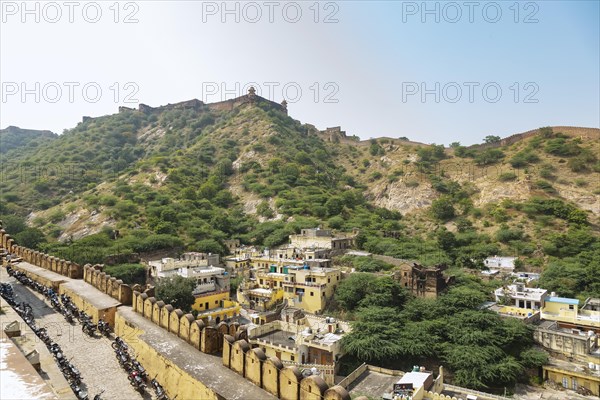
(533, 326, 595, 362)
(222, 337, 351, 400)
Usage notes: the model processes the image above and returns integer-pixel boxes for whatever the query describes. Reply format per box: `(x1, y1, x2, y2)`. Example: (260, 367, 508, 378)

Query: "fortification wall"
(134, 92, 287, 116)
(222, 336, 351, 400)
(0, 223, 132, 307)
(113, 312, 221, 400)
(1, 227, 82, 279)
(130, 291, 245, 354)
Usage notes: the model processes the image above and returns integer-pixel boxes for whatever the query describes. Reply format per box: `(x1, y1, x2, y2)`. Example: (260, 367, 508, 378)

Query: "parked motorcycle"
(69, 382, 88, 400)
(128, 370, 147, 393)
(131, 360, 147, 381)
(82, 320, 96, 337)
(151, 377, 168, 400)
(97, 319, 111, 336)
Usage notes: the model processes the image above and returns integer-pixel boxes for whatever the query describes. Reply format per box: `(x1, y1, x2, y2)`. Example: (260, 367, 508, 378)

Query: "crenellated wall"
(222, 337, 352, 400)
(82, 264, 133, 305)
(0, 225, 82, 279)
(131, 291, 246, 355)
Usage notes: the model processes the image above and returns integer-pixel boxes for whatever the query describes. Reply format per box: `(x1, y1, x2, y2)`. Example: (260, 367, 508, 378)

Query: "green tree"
(14, 228, 46, 249)
(341, 307, 404, 361)
(484, 135, 501, 144)
(430, 197, 456, 221)
(155, 275, 196, 312)
(104, 264, 146, 285)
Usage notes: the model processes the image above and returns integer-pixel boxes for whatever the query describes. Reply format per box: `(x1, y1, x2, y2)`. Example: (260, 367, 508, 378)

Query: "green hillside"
(1, 97, 599, 300)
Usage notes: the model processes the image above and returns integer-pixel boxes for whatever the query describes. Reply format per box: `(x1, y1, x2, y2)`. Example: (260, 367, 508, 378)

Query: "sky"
(1, 0, 598, 145)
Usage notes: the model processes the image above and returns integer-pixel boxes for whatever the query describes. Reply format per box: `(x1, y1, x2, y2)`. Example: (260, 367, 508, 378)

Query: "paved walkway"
(1, 266, 149, 400)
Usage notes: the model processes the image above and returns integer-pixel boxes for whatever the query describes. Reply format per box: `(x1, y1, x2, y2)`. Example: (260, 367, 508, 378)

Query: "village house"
(483, 255, 517, 272)
(247, 310, 351, 384)
(541, 296, 600, 332)
(148, 253, 240, 325)
(238, 263, 342, 314)
(494, 282, 547, 310)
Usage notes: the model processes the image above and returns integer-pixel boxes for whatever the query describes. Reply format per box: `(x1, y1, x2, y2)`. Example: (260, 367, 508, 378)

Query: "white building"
(148, 253, 229, 296)
(494, 282, 548, 310)
(484, 255, 517, 271)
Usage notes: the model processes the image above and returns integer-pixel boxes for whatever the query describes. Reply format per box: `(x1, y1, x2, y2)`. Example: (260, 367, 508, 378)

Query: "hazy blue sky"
(1, 1, 598, 145)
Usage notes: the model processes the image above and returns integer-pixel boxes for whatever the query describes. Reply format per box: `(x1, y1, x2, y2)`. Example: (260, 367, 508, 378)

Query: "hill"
(1, 91, 598, 299)
(0, 126, 58, 155)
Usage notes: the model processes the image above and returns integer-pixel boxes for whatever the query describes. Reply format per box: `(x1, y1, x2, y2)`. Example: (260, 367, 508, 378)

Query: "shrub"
(498, 172, 517, 182)
(104, 264, 146, 285)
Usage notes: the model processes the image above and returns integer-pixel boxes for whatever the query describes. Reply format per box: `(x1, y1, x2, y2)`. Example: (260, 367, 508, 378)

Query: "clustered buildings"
(145, 227, 598, 399)
(490, 279, 599, 397)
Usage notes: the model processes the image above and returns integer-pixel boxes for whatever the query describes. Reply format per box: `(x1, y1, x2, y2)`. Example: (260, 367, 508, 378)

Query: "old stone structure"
(123, 87, 287, 117)
(394, 263, 453, 298)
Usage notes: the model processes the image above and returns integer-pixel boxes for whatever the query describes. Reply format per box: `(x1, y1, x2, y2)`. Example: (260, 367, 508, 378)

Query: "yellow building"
(543, 359, 600, 397)
(192, 290, 229, 311)
(239, 264, 341, 314)
(542, 297, 600, 331)
(195, 297, 241, 325)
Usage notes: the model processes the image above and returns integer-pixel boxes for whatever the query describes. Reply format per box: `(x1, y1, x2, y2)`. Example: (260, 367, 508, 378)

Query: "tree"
(484, 135, 501, 144)
(430, 197, 456, 221)
(14, 228, 46, 249)
(104, 264, 146, 285)
(0, 214, 27, 234)
(335, 274, 406, 311)
(341, 307, 404, 361)
(335, 273, 377, 311)
(155, 275, 195, 312)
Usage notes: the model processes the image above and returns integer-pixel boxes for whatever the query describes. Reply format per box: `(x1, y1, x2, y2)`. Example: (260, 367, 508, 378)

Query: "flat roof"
(397, 371, 431, 389)
(546, 297, 580, 305)
(254, 329, 297, 349)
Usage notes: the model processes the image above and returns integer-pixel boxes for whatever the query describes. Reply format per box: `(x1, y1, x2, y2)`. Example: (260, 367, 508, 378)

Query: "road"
(1, 267, 153, 400)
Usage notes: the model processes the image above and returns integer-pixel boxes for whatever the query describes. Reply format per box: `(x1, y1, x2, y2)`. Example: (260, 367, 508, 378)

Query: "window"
(310, 291, 314, 296)
(291, 355, 295, 361)
(328, 278, 331, 283)
(569, 305, 574, 310)
(572, 378, 577, 390)
(215, 300, 218, 304)
(562, 377, 568, 388)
